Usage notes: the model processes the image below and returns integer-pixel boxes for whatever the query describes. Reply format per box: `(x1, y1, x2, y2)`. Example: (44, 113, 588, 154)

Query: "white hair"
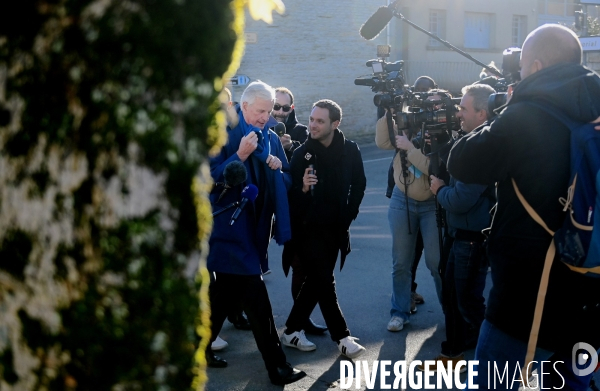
(240, 80, 275, 106)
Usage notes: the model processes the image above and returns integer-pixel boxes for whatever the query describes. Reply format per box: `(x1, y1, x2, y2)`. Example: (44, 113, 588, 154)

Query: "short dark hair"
(275, 87, 294, 105)
(313, 99, 342, 123)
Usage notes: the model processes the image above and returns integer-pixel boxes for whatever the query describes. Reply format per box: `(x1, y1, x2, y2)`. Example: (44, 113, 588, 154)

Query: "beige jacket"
(375, 116, 433, 201)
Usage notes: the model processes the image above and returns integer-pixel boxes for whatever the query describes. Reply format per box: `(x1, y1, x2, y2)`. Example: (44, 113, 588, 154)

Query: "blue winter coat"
(208, 114, 292, 275)
(436, 176, 493, 238)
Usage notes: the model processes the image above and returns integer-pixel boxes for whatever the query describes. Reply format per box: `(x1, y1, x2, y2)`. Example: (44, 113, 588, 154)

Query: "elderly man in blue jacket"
(205, 81, 305, 386)
(422, 84, 496, 372)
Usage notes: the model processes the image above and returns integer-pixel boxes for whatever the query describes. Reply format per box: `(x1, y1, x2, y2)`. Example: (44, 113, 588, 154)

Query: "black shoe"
(206, 348, 227, 368)
(228, 312, 252, 330)
(269, 363, 306, 386)
(303, 318, 328, 335)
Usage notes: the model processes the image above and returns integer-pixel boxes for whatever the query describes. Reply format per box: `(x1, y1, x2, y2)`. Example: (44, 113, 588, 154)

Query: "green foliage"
(587, 16, 600, 36)
(0, 0, 237, 389)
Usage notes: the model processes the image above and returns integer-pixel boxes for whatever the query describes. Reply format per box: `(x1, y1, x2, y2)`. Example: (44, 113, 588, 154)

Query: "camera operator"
(376, 105, 443, 333)
(383, 76, 439, 315)
(420, 84, 496, 372)
(380, 76, 439, 314)
(448, 24, 600, 389)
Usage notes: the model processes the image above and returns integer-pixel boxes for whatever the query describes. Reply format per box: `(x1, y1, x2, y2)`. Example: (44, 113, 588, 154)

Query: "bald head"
(520, 24, 582, 80)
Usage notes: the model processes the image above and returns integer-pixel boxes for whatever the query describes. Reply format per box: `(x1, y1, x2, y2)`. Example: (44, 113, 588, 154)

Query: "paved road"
(204, 140, 599, 390)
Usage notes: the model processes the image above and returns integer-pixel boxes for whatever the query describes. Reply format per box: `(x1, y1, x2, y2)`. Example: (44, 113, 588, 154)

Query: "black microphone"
(274, 122, 286, 137)
(359, 2, 396, 40)
(223, 161, 247, 188)
(229, 184, 259, 225)
(308, 164, 315, 196)
(218, 161, 248, 203)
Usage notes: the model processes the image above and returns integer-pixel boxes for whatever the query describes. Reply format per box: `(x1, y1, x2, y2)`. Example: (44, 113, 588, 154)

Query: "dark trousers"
(285, 225, 350, 342)
(290, 253, 305, 300)
(441, 238, 487, 356)
(209, 272, 286, 372)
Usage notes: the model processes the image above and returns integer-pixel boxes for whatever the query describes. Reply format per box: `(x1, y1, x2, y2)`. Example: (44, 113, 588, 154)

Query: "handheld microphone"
(308, 164, 315, 196)
(359, 2, 396, 40)
(229, 184, 259, 225)
(274, 122, 286, 137)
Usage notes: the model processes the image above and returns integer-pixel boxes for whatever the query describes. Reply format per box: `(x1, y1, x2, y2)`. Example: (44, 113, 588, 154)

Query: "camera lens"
(374, 94, 392, 108)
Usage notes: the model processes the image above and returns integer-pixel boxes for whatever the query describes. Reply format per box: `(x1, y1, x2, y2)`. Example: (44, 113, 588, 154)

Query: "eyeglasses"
(273, 104, 292, 112)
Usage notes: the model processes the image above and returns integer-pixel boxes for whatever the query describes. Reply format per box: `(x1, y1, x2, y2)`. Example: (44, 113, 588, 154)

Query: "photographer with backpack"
(448, 24, 600, 390)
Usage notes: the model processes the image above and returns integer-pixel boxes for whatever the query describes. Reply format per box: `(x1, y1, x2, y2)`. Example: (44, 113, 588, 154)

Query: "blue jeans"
(474, 320, 554, 390)
(441, 239, 487, 356)
(388, 187, 442, 321)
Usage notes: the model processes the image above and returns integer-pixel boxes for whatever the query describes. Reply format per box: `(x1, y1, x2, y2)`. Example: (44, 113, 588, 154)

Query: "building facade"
(231, 0, 587, 135)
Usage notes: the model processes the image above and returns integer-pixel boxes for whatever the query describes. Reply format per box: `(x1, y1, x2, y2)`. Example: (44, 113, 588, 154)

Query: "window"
(537, 0, 577, 26)
(538, 0, 577, 16)
(429, 10, 446, 47)
(512, 15, 527, 46)
(464, 12, 492, 49)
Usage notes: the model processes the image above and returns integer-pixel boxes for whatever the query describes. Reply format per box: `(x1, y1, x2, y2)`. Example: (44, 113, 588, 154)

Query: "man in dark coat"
(280, 99, 367, 359)
(206, 81, 305, 386)
(423, 84, 496, 371)
(272, 87, 309, 163)
(272, 86, 326, 335)
(448, 24, 600, 389)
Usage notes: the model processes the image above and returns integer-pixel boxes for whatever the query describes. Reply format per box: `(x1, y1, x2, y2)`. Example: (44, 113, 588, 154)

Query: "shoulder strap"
(512, 178, 556, 381)
(511, 179, 555, 236)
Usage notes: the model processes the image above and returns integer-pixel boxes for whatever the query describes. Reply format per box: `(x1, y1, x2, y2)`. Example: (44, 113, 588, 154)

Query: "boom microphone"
(359, 2, 396, 40)
(229, 184, 259, 225)
(274, 122, 286, 137)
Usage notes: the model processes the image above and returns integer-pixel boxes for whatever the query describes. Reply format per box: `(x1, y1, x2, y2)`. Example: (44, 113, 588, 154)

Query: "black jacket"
(448, 63, 600, 352)
(281, 109, 308, 162)
(282, 130, 366, 275)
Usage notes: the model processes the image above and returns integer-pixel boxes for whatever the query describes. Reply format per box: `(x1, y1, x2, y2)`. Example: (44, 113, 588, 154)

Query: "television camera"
(354, 46, 461, 155)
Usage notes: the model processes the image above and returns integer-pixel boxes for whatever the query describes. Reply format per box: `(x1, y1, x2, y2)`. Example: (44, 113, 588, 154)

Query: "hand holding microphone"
(303, 165, 317, 195)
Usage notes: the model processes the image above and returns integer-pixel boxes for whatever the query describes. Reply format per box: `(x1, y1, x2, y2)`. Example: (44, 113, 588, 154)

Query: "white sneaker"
(281, 330, 316, 351)
(211, 336, 228, 351)
(387, 316, 409, 332)
(338, 336, 365, 359)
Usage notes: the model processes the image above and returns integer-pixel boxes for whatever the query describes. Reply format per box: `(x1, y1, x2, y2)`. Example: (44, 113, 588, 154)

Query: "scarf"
(239, 110, 270, 162)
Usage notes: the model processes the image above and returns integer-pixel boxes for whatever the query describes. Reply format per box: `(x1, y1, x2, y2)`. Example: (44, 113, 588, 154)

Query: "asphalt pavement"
(204, 139, 599, 391)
